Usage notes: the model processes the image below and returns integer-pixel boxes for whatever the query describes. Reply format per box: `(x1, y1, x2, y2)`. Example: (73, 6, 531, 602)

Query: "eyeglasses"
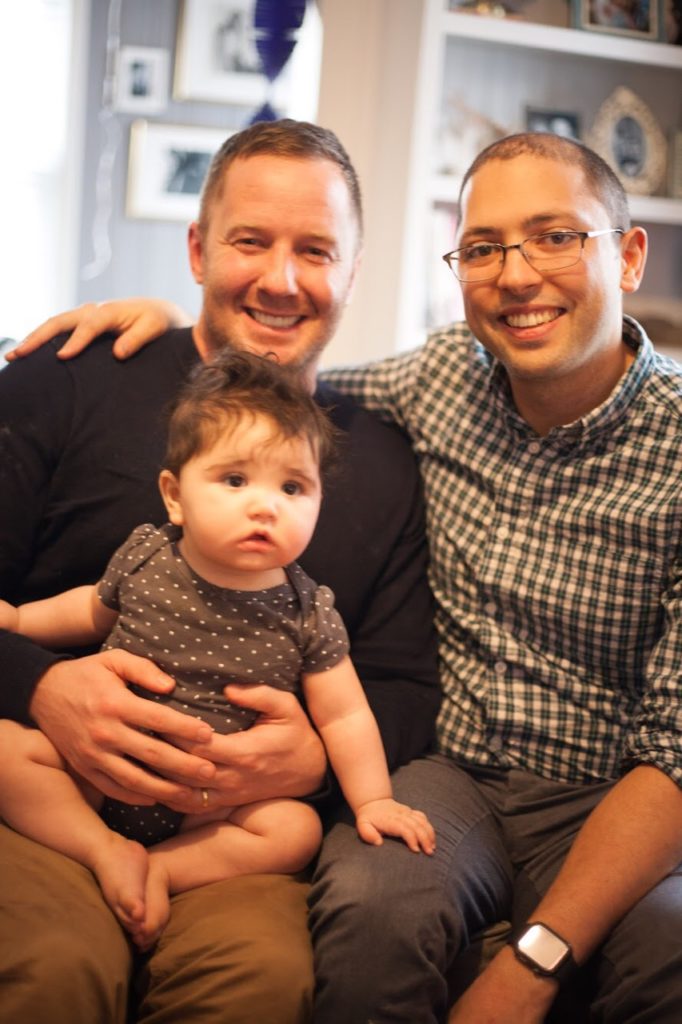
(442, 228, 624, 283)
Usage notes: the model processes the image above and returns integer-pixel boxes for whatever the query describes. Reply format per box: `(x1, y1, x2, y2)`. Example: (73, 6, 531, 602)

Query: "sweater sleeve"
(0, 341, 75, 720)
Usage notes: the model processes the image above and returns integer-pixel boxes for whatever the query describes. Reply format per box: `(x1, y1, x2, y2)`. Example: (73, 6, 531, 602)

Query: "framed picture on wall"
(574, 0, 660, 40)
(126, 120, 230, 221)
(173, 0, 269, 105)
(114, 46, 170, 114)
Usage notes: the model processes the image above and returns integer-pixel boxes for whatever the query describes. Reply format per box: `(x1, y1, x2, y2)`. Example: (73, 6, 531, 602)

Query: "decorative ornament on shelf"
(250, 0, 307, 122)
(589, 86, 667, 196)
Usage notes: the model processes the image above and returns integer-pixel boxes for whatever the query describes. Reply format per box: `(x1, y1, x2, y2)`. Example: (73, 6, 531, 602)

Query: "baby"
(0, 350, 434, 950)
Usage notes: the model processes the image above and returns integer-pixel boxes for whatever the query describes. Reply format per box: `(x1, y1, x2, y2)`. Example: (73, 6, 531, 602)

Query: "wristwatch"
(512, 922, 577, 984)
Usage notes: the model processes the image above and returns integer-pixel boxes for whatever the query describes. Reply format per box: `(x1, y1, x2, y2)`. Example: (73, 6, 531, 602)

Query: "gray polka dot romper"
(97, 523, 349, 845)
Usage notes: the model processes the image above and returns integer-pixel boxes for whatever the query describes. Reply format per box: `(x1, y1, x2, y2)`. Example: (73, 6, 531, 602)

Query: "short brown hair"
(164, 350, 337, 477)
(198, 118, 363, 240)
(459, 132, 630, 231)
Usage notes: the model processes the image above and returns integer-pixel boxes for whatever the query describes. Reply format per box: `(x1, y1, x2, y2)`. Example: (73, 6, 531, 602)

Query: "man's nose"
(258, 248, 298, 295)
(496, 243, 543, 291)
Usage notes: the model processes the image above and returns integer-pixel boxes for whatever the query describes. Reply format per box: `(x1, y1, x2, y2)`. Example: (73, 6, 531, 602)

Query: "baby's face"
(164, 414, 322, 590)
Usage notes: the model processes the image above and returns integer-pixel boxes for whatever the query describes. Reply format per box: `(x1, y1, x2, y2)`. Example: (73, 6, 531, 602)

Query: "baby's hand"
(356, 797, 435, 854)
(0, 599, 19, 632)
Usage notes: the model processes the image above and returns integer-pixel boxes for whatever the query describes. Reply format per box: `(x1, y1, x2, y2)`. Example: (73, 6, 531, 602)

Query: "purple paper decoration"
(249, 0, 307, 123)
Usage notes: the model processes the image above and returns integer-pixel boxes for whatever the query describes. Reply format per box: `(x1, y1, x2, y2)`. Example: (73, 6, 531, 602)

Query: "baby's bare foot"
(90, 831, 149, 932)
(129, 857, 171, 952)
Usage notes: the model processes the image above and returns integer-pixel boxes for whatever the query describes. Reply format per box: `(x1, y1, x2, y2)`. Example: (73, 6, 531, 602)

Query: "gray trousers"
(309, 754, 682, 1024)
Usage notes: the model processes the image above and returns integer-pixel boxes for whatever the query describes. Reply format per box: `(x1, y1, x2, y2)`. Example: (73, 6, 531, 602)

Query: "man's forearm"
(0, 630, 66, 723)
(521, 765, 682, 963)
(451, 765, 682, 1022)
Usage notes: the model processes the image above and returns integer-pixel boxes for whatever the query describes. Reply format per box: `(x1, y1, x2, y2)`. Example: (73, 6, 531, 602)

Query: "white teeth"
(250, 309, 300, 329)
(505, 309, 559, 328)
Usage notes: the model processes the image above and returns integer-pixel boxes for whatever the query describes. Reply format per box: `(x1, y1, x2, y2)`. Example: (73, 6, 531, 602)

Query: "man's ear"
(188, 222, 204, 285)
(620, 226, 647, 295)
(159, 469, 184, 525)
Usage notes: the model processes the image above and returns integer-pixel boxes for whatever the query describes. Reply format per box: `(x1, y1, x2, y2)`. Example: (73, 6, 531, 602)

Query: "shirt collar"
(486, 316, 654, 445)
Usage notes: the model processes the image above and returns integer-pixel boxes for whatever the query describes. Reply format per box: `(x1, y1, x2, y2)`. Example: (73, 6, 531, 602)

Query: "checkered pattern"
(323, 318, 682, 786)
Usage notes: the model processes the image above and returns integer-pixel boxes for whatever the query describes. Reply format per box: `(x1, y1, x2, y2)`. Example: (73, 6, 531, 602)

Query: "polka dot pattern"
(97, 522, 350, 846)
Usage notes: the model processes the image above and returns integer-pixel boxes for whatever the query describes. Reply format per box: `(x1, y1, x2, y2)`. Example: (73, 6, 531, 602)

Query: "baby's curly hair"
(164, 350, 337, 477)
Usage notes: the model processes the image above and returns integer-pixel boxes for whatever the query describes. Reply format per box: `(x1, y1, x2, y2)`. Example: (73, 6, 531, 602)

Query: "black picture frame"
(525, 107, 581, 140)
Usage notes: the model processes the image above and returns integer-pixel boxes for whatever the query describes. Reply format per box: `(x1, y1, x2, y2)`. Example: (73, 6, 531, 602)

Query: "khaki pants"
(0, 823, 313, 1024)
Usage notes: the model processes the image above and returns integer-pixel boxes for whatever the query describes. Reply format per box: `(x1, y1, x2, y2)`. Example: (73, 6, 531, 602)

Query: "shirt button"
(484, 601, 497, 615)
(497, 525, 509, 541)
(494, 660, 506, 676)
(527, 441, 541, 454)
(488, 736, 503, 751)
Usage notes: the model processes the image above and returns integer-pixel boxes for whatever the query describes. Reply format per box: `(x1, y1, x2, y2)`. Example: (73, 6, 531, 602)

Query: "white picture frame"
(114, 46, 170, 115)
(126, 120, 231, 222)
(174, 0, 274, 106)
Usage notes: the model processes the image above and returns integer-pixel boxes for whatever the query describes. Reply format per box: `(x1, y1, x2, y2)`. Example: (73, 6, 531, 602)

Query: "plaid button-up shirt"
(323, 317, 682, 787)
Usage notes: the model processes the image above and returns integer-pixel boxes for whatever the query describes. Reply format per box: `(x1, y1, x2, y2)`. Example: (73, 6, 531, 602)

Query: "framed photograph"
(126, 120, 230, 222)
(589, 86, 667, 196)
(574, 0, 660, 40)
(174, 0, 273, 105)
(114, 46, 170, 115)
(669, 130, 682, 198)
(525, 107, 581, 140)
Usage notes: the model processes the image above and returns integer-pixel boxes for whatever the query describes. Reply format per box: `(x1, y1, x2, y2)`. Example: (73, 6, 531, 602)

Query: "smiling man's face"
(188, 153, 361, 391)
(457, 153, 632, 393)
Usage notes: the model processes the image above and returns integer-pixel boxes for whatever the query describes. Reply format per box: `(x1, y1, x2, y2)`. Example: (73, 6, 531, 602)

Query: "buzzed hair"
(459, 132, 630, 231)
(163, 350, 337, 478)
(198, 118, 363, 240)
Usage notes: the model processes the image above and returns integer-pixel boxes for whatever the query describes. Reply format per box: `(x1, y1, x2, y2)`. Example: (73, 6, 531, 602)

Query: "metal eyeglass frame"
(442, 228, 625, 283)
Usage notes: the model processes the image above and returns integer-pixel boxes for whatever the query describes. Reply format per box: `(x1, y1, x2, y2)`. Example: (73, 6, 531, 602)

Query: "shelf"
(441, 11, 682, 70)
(431, 174, 682, 226)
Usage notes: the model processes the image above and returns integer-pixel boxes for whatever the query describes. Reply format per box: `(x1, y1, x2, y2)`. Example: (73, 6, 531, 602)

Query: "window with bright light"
(0, 0, 80, 341)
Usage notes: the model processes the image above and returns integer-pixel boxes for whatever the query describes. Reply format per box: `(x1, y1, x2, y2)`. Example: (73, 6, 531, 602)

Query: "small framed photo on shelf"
(589, 87, 667, 196)
(574, 0, 660, 40)
(114, 46, 170, 115)
(126, 120, 230, 222)
(525, 107, 581, 140)
(669, 130, 682, 198)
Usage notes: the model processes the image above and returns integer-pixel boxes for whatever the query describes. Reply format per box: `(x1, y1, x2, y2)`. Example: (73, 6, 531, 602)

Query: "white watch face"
(517, 924, 568, 972)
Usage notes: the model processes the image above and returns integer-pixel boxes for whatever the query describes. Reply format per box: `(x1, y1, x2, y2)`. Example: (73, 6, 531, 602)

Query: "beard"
(200, 306, 328, 394)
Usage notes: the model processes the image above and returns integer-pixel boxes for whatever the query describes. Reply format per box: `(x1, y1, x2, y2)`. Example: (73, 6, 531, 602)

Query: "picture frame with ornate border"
(588, 86, 667, 195)
(573, 0, 661, 41)
(669, 130, 682, 198)
(525, 107, 581, 140)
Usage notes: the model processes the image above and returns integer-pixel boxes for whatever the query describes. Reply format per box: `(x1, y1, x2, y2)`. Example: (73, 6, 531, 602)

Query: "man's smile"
(246, 308, 305, 330)
(502, 307, 564, 329)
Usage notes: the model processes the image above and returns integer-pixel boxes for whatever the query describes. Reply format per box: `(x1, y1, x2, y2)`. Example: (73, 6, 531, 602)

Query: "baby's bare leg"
(132, 798, 322, 950)
(0, 721, 148, 933)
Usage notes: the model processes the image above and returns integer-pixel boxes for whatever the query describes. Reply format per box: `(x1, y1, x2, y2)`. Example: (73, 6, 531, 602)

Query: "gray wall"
(77, 0, 257, 318)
